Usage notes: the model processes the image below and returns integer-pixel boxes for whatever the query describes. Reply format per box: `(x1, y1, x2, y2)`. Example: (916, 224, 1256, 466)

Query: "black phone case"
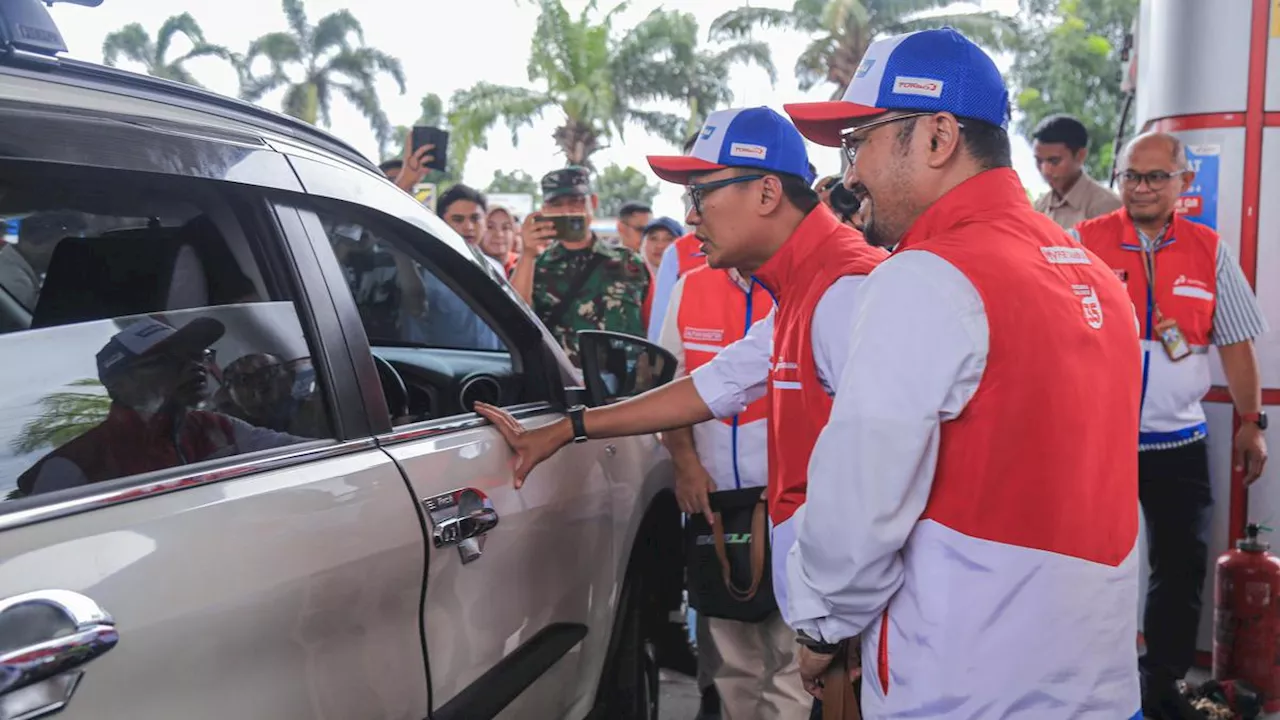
(411, 126, 449, 173)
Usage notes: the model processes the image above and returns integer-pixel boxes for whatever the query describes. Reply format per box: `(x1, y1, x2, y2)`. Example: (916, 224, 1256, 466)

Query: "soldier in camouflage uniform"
(510, 166, 650, 366)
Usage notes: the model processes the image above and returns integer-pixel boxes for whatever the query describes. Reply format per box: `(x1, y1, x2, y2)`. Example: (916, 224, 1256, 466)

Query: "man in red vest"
(1074, 131, 1268, 720)
(777, 27, 1142, 719)
(472, 104, 887, 699)
(656, 258, 812, 718)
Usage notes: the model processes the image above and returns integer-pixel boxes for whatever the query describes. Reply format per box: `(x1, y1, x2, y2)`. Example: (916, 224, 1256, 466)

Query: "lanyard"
(1137, 226, 1172, 324)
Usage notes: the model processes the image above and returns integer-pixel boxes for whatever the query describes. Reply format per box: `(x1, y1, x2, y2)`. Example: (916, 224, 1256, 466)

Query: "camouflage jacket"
(532, 237, 649, 366)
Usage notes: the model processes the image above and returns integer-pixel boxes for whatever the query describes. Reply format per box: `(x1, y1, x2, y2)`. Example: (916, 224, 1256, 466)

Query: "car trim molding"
(0, 438, 377, 533)
(433, 622, 588, 720)
(376, 403, 556, 447)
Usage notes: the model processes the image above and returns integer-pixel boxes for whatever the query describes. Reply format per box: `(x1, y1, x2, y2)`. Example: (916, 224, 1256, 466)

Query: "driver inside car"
(15, 316, 311, 497)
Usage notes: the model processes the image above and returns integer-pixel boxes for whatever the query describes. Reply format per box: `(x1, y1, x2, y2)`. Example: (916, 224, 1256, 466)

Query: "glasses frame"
(683, 174, 765, 215)
(839, 112, 965, 166)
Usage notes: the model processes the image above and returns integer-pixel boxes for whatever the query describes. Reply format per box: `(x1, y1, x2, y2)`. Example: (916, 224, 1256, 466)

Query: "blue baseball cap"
(96, 316, 224, 383)
(642, 216, 684, 238)
(647, 107, 815, 185)
(785, 27, 1010, 147)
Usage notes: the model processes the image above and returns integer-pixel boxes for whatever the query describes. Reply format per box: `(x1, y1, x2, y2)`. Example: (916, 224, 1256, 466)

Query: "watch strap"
(567, 405, 589, 443)
(1241, 410, 1268, 429)
(796, 630, 841, 655)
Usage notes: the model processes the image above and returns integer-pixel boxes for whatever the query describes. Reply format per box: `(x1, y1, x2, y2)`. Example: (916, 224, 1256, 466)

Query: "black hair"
(618, 202, 652, 219)
(1031, 114, 1090, 153)
(683, 132, 700, 154)
(379, 158, 403, 173)
(896, 116, 1012, 171)
(437, 184, 487, 215)
(779, 173, 821, 213)
(808, 162, 817, 178)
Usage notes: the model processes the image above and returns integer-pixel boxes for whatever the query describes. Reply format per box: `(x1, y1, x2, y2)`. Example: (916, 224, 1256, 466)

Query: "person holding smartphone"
(509, 166, 649, 367)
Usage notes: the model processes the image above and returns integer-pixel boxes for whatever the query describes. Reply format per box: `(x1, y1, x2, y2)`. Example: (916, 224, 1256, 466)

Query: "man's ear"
(1179, 170, 1197, 194)
(925, 113, 964, 169)
(759, 175, 785, 215)
(1074, 147, 1088, 165)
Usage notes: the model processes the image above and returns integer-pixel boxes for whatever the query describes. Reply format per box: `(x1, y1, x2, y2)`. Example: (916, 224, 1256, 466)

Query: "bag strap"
(822, 642, 862, 720)
(545, 252, 608, 330)
(710, 496, 769, 601)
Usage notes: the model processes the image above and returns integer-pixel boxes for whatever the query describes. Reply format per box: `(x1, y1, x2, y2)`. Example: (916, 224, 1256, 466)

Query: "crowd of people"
(371, 26, 1265, 720)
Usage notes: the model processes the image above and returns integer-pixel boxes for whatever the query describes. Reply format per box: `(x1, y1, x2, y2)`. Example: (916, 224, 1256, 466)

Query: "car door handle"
(0, 589, 118, 718)
(432, 506, 499, 548)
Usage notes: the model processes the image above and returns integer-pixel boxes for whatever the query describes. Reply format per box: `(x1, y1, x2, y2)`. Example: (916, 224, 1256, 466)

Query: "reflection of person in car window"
(331, 222, 427, 340)
(15, 316, 309, 497)
(214, 353, 327, 436)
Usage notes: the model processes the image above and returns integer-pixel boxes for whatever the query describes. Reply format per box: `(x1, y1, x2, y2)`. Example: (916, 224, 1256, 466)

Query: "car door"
(280, 185, 620, 720)
(0, 156, 429, 718)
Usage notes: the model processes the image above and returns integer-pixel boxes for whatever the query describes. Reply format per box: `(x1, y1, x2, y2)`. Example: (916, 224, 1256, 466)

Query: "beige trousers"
(706, 612, 812, 720)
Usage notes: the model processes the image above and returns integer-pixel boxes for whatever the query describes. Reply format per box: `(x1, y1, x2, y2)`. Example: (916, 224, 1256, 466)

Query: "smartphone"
(548, 213, 588, 242)
(411, 125, 449, 173)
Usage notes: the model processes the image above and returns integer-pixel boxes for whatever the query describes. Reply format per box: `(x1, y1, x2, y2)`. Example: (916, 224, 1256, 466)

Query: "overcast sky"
(49, 0, 1046, 219)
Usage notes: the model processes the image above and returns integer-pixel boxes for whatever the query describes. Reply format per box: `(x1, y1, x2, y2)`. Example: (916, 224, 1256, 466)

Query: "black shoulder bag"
(684, 486, 777, 622)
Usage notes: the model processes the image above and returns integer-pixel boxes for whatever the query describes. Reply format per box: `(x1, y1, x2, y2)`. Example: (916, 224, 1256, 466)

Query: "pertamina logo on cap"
(893, 76, 944, 98)
(728, 142, 767, 160)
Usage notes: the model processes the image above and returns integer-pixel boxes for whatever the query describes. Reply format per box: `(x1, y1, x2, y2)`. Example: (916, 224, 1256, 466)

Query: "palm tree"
(616, 9, 777, 138)
(10, 378, 110, 457)
(710, 0, 1018, 100)
(101, 12, 235, 87)
(451, 0, 764, 168)
(240, 0, 406, 148)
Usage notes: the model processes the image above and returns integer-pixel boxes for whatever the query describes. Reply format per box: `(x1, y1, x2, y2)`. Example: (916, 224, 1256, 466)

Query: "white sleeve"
(658, 275, 688, 377)
(811, 275, 868, 395)
(786, 250, 989, 643)
(690, 309, 774, 419)
(227, 415, 312, 453)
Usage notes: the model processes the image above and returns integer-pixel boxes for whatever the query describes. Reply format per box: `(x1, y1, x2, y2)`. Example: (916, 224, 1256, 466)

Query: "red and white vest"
(862, 169, 1142, 719)
(753, 205, 887, 621)
(673, 232, 708, 278)
(677, 266, 773, 492)
(1077, 209, 1219, 446)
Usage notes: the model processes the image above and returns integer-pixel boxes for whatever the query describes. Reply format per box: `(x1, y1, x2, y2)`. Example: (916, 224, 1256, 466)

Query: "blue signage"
(1178, 145, 1220, 231)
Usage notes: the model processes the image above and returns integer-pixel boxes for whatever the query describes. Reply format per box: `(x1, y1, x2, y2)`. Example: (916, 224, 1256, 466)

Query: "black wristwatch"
(567, 405, 589, 444)
(796, 629, 841, 655)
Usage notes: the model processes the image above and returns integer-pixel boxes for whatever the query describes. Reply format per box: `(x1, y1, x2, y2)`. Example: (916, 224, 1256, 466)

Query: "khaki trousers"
(706, 612, 811, 720)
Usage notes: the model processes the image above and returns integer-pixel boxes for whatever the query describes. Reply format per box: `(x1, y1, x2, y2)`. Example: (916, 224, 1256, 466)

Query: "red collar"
(753, 205, 846, 304)
(895, 168, 1030, 252)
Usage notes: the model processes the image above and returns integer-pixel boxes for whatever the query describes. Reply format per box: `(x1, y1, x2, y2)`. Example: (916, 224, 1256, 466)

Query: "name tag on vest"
(1041, 247, 1092, 265)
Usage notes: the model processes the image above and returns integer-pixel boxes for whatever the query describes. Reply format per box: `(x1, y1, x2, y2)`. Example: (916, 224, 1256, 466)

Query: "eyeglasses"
(839, 112, 962, 166)
(1119, 170, 1185, 190)
(684, 174, 764, 215)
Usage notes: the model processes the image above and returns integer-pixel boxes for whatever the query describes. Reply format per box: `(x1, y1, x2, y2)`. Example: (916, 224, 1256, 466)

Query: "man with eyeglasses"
(1074, 131, 1268, 720)
(471, 105, 887, 711)
(781, 27, 1143, 719)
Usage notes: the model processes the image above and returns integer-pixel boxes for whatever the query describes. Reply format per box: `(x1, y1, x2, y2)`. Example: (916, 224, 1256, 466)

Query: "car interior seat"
(30, 226, 210, 329)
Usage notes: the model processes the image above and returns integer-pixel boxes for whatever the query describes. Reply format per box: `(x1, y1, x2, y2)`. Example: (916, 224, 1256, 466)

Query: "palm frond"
(102, 24, 153, 70)
(627, 110, 686, 146)
(281, 0, 311, 51)
(883, 11, 1018, 52)
(155, 12, 205, 65)
(448, 82, 553, 151)
(336, 82, 392, 148)
(312, 9, 364, 54)
(239, 71, 287, 102)
(245, 31, 304, 69)
(794, 35, 838, 92)
(708, 6, 798, 41)
(715, 40, 777, 85)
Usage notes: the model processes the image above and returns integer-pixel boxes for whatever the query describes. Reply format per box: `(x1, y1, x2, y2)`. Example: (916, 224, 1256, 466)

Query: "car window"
(0, 167, 333, 505)
(313, 212, 506, 353)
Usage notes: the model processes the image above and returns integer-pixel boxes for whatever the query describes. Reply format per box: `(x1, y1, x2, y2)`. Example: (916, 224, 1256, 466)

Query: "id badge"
(1155, 317, 1193, 362)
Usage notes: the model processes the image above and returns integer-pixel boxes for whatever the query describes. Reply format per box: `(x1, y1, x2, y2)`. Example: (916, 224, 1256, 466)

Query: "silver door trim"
(0, 438, 377, 533)
(375, 403, 556, 446)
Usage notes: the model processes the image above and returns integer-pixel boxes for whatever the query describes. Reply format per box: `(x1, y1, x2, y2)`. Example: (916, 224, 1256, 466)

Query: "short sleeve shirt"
(1034, 174, 1123, 230)
(532, 237, 649, 365)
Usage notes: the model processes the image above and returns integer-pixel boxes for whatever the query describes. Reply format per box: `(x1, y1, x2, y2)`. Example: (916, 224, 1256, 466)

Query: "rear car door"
(274, 163, 620, 719)
(0, 110, 428, 720)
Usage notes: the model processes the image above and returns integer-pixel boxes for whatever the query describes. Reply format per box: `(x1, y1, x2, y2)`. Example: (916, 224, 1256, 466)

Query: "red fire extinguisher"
(1213, 523, 1280, 711)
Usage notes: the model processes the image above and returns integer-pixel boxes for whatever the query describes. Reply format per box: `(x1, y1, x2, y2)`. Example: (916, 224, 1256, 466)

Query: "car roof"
(0, 60, 482, 269)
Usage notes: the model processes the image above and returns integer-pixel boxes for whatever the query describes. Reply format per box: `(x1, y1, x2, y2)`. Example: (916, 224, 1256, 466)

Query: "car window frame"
(0, 168, 366, 531)
(281, 198, 567, 435)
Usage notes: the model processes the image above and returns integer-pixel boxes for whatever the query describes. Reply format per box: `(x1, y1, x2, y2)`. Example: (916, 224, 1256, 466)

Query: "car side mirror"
(577, 330, 677, 407)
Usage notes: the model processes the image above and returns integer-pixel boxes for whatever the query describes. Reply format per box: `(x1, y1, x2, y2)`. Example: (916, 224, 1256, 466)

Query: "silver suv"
(0, 2, 685, 718)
